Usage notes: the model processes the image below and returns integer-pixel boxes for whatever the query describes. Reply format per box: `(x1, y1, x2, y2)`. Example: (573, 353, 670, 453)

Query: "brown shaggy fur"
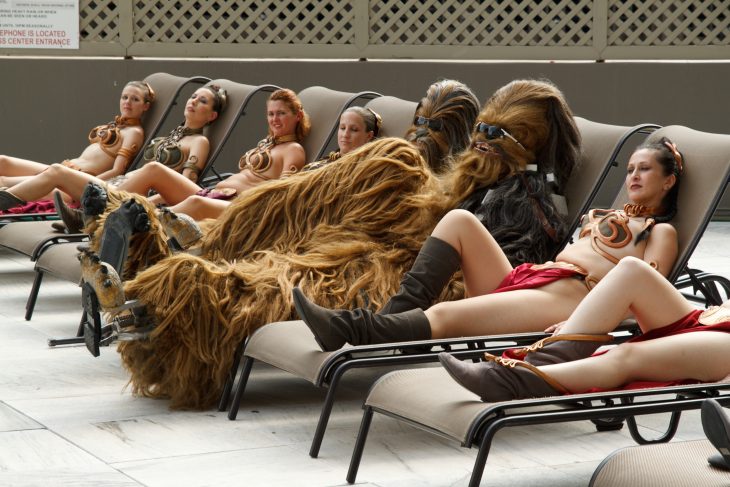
(444, 79, 580, 206)
(404, 80, 480, 174)
(114, 138, 462, 409)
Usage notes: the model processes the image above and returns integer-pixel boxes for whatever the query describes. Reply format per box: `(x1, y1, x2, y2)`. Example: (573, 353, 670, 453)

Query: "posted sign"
(0, 0, 79, 49)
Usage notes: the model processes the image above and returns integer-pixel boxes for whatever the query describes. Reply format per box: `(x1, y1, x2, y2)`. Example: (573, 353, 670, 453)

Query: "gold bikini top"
(579, 205, 655, 264)
(88, 116, 141, 159)
(301, 151, 341, 172)
(239, 134, 299, 180)
(142, 125, 204, 169)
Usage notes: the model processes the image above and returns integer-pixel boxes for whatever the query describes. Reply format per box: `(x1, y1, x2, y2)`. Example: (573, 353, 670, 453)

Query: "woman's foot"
(52, 191, 85, 233)
(702, 398, 730, 470)
(158, 207, 202, 250)
(438, 352, 568, 402)
(292, 287, 431, 352)
(0, 188, 25, 211)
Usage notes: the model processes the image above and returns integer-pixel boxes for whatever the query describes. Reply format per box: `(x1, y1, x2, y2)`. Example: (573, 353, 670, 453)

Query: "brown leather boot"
(379, 236, 461, 314)
(438, 352, 569, 402)
(292, 287, 431, 351)
(52, 191, 86, 233)
(507, 334, 614, 366)
(0, 188, 25, 211)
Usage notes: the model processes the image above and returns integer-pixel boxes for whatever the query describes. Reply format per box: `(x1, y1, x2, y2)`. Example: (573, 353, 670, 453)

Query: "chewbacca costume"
(93, 138, 460, 409)
(87, 79, 580, 410)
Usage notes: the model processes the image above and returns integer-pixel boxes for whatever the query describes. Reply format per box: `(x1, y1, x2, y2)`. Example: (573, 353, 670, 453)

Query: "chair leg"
(227, 356, 255, 420)
(218, 340, 245, 412)
(25, 269, 44, 321)
(309, 367, 346, 458)
(346, 406, 374, 484)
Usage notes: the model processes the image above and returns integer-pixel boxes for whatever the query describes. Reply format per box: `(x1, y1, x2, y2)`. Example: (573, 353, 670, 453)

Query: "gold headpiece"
(663, 140, 683, 174)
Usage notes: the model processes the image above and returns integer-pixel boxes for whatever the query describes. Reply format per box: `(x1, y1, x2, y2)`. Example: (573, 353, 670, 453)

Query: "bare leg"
(429, 209, 513, 296)
(169, 195, 231, 221)
(545, 331, 730, 392)
(556, 257, 695, 336)
(426, 277, 588, 338)
(5, 164, 100, 202)
(117, 162, 200, 205)
(0, 155, 49, 178)
(0, 176, 34, 187)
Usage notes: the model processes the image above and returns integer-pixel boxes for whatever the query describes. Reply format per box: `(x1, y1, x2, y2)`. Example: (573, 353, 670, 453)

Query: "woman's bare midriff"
(555, 216, 651, 284)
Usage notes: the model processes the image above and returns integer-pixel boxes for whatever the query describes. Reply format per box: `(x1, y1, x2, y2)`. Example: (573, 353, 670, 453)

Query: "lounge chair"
(221, 117, 660, 460)
(589, 439, 730, 486)
(297, 86, 381, 161)
(363, 95, 418, 137)
(344, 125, 730, 486)
(0, 73, 209, 258)
(21, 79, 278, 323)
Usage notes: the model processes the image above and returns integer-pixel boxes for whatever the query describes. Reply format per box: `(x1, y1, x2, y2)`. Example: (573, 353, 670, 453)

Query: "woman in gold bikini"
(0, 84, 225, 214)
(0, 80, 152, 187)
(293, 137, 684, 352)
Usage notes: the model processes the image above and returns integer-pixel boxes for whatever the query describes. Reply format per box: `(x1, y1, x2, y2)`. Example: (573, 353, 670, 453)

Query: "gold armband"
(182, 157, 201, 182)
(117, 144, 138, 161)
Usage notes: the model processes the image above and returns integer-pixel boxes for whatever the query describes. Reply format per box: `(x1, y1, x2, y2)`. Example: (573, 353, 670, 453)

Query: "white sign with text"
(0, 0, 79, 49)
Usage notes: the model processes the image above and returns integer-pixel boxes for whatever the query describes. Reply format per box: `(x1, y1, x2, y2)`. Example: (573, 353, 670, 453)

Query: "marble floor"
(1, 222, 729, 487)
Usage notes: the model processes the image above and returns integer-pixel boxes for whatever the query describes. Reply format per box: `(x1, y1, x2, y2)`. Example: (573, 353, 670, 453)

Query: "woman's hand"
(544, 321, 566, 334)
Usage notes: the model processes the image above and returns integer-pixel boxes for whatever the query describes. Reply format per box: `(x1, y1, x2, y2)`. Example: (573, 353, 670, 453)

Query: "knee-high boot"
(439, 352, 569, 402)
(380, 236, 461, 314)
(506, 334, 614, 366)
(292, 287, 432, 351)
(0, 189, 25, 211)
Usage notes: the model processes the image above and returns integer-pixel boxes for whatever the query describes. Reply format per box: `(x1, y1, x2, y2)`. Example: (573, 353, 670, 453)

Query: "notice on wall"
(0, 0, 79, 49)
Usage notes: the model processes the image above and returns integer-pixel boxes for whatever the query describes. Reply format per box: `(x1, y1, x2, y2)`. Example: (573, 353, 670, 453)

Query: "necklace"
(623, 203, 655, 217)
(114, 115, 141, 127)
(154, 125, 204, 162)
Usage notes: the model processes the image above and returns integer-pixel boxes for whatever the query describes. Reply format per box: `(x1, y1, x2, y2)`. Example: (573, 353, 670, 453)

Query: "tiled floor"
(1, 222, 729, 487)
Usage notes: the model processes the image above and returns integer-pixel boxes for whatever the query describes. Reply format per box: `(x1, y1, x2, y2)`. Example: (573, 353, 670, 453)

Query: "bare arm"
(277, 143, 306, 177)
(180, 135, 210, 183)
(95, 127, 145, 180)
(643, 223, 678, 277)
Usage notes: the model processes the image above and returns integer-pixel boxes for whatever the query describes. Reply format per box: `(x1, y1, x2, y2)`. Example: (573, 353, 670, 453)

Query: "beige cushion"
(244, 320, 341, 384)
(365, 367, 493, 443)
(34, 242, 82, 283)
(591, 439, 730, 487)
(0, 220, 63, 257)
(364, 96, 418, 138)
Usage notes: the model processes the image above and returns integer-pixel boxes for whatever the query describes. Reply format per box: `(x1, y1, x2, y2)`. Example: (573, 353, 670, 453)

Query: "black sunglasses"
(474, 122, 526, 151)
(414, 115, 443, 131)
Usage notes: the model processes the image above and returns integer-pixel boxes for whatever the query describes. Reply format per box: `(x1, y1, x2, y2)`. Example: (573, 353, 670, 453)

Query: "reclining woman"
(293, 136, 683, 351)
(81, 80, 479, 278)
(437, 256, 730, 402)
(0, 84, 226, 223)
(0, 80, 154, 211)
(79, 79, 480, 409)
(167, 104, 381, 223)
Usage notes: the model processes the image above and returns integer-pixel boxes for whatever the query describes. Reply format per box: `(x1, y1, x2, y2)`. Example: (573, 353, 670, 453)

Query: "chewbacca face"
(449, 79, 577, 196)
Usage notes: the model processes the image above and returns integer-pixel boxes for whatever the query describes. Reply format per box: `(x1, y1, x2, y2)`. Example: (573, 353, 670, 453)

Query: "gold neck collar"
(623, 203, 656, 218)
(114, 116, 141, 127)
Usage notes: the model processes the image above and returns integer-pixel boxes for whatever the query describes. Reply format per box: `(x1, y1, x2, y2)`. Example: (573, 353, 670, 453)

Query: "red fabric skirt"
(589, 309, 730, 392)
(0, 199, 68, 215)
(491, 262, 585, 294)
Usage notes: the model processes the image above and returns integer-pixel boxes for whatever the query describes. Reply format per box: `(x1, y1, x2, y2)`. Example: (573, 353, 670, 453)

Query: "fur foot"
(80, 182, 108, 216)
(98, 198, 150, 273)
(78, 248, 125, 310)
(158, 207, 202, 250)
(109, 304, 156, 341)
